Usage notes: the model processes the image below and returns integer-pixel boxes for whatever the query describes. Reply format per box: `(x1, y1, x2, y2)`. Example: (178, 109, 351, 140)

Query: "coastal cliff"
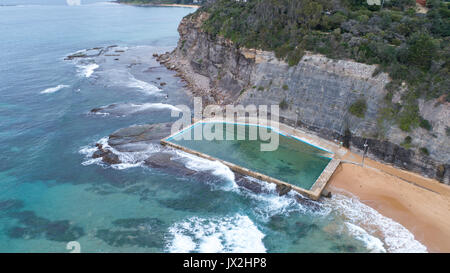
(161, 11, 450, 184)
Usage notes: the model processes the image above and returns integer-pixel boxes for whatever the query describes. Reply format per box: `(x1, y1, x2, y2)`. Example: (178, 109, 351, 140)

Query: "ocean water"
(0, 1, 427, 253)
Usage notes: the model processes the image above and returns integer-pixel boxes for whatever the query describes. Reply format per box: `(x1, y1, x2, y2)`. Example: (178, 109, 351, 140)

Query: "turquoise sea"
(0, 1, 427, 253)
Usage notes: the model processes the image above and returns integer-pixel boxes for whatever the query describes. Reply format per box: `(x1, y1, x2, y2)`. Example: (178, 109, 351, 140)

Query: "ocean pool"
(166, 122, 333, 190)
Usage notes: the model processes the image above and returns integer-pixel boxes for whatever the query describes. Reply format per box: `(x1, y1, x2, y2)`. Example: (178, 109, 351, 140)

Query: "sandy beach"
(326, 153, 450, 253)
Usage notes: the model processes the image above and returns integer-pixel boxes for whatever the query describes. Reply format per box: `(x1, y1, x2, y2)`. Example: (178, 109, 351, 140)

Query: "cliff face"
(166, 12, 450, 184)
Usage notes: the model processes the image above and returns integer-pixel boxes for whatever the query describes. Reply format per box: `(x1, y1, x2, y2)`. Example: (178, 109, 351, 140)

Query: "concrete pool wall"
(161, 118, 344, 200)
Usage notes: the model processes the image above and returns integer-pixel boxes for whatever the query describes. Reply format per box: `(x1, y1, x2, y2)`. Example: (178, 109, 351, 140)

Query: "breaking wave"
(166, 214, 266, 253)
(344, 222, 386, 253)
(172, 150, 237, 191)
(126, 75, 161, 94)
(77, 63, 98, 78)
(91, 102, 181, 116)
(323, 193, 427, 253)
(79, 137, 161, 170)
(40, 84, 70, 94)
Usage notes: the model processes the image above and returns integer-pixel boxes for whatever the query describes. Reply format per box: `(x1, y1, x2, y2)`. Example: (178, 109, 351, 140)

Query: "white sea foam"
(128, 103, 181, 113)
(173, 150, 237, 190)
(78, 137, 161, 169)
(166, 214, 266, 253)
(126, 75, 161, 94)
(92, 103, 181, 116)
(344, 222, 386, 253)
(323, 193, 427, 253)
(40, 84, 70, 94)
(99, 69, 162, 95)
(238, 178, 306, 219)
(77, 63, 98, 78)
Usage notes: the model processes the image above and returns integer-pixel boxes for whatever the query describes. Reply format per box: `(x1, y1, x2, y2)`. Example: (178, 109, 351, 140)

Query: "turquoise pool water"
(168, 122, 332, 190)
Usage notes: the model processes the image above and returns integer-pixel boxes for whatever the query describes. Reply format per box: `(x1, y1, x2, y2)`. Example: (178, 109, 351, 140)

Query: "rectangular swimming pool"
(164, 122, 333, 191)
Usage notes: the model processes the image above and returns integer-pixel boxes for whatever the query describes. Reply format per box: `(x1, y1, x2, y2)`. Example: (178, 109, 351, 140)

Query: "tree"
(406, 33, 437, 70)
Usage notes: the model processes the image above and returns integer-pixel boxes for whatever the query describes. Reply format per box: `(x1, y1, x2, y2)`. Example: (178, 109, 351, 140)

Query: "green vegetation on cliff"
(118, 0, 200, 5)
(197, 0, 449, 132)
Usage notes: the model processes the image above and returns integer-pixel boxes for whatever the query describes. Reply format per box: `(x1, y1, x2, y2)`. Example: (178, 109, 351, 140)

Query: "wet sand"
(326, 155, 450, 253)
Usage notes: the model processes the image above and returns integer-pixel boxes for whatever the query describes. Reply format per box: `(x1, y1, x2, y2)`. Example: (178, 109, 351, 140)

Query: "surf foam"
(324, 193, 427, 253)
(77, 63, 98, 78)
(40, 85, 70, 94)
(344, 222, 386, 253)
(126, 75, 161, 95)
(166, 214, 266, 253)
(79, 137, 161, 170)
(128, 103, 181, 113)
(91, 102, 181, 116)
(173, 150, 237, 190)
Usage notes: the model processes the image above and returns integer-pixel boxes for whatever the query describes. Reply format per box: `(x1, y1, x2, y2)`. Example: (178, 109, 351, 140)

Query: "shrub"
(401, 135, 412, 148)
(404, 136, 412, 144)
(279, 98, 289, 110)
(257, 86, 264, 91)
(397, 104, 420, 132)
(282, 84, 289, 90)
(405, 33, 437, 70)
(419, 118, 432, 131)
(419, 147, 429, 156)
(349, 99, 367, 118)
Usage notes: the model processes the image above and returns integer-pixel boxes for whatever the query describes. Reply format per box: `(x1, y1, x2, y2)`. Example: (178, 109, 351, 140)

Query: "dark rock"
(234, 174, 263, 194)
(144, 152, 196, 176)
(321, 189, 332, 198)
(294, 195, 322, 212)
(92, 149, 105, 159)
(108, 123, 172, 147)
(276, 184, 291, 196)
(102, 151, 120, 165)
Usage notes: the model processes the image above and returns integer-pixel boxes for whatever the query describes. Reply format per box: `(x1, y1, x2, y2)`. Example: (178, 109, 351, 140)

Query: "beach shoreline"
(326, 154, 450, 253)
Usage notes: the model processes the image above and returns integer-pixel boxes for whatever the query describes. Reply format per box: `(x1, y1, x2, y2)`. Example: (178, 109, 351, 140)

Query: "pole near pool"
(362, 139, 368, 167)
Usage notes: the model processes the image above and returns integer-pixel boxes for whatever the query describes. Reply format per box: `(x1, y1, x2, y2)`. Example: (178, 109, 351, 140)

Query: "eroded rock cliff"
(162, 12, 450, 184)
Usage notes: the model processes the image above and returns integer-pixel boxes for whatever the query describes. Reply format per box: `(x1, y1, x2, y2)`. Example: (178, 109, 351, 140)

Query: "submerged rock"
(96, 217, 166, 248)
(0, 199, 24, 212)
(6, 210, 84, 242)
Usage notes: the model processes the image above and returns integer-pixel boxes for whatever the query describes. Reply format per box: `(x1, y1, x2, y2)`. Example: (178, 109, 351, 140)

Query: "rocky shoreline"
(88, 122, 322, 208)
(153, 12, 449, 184)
